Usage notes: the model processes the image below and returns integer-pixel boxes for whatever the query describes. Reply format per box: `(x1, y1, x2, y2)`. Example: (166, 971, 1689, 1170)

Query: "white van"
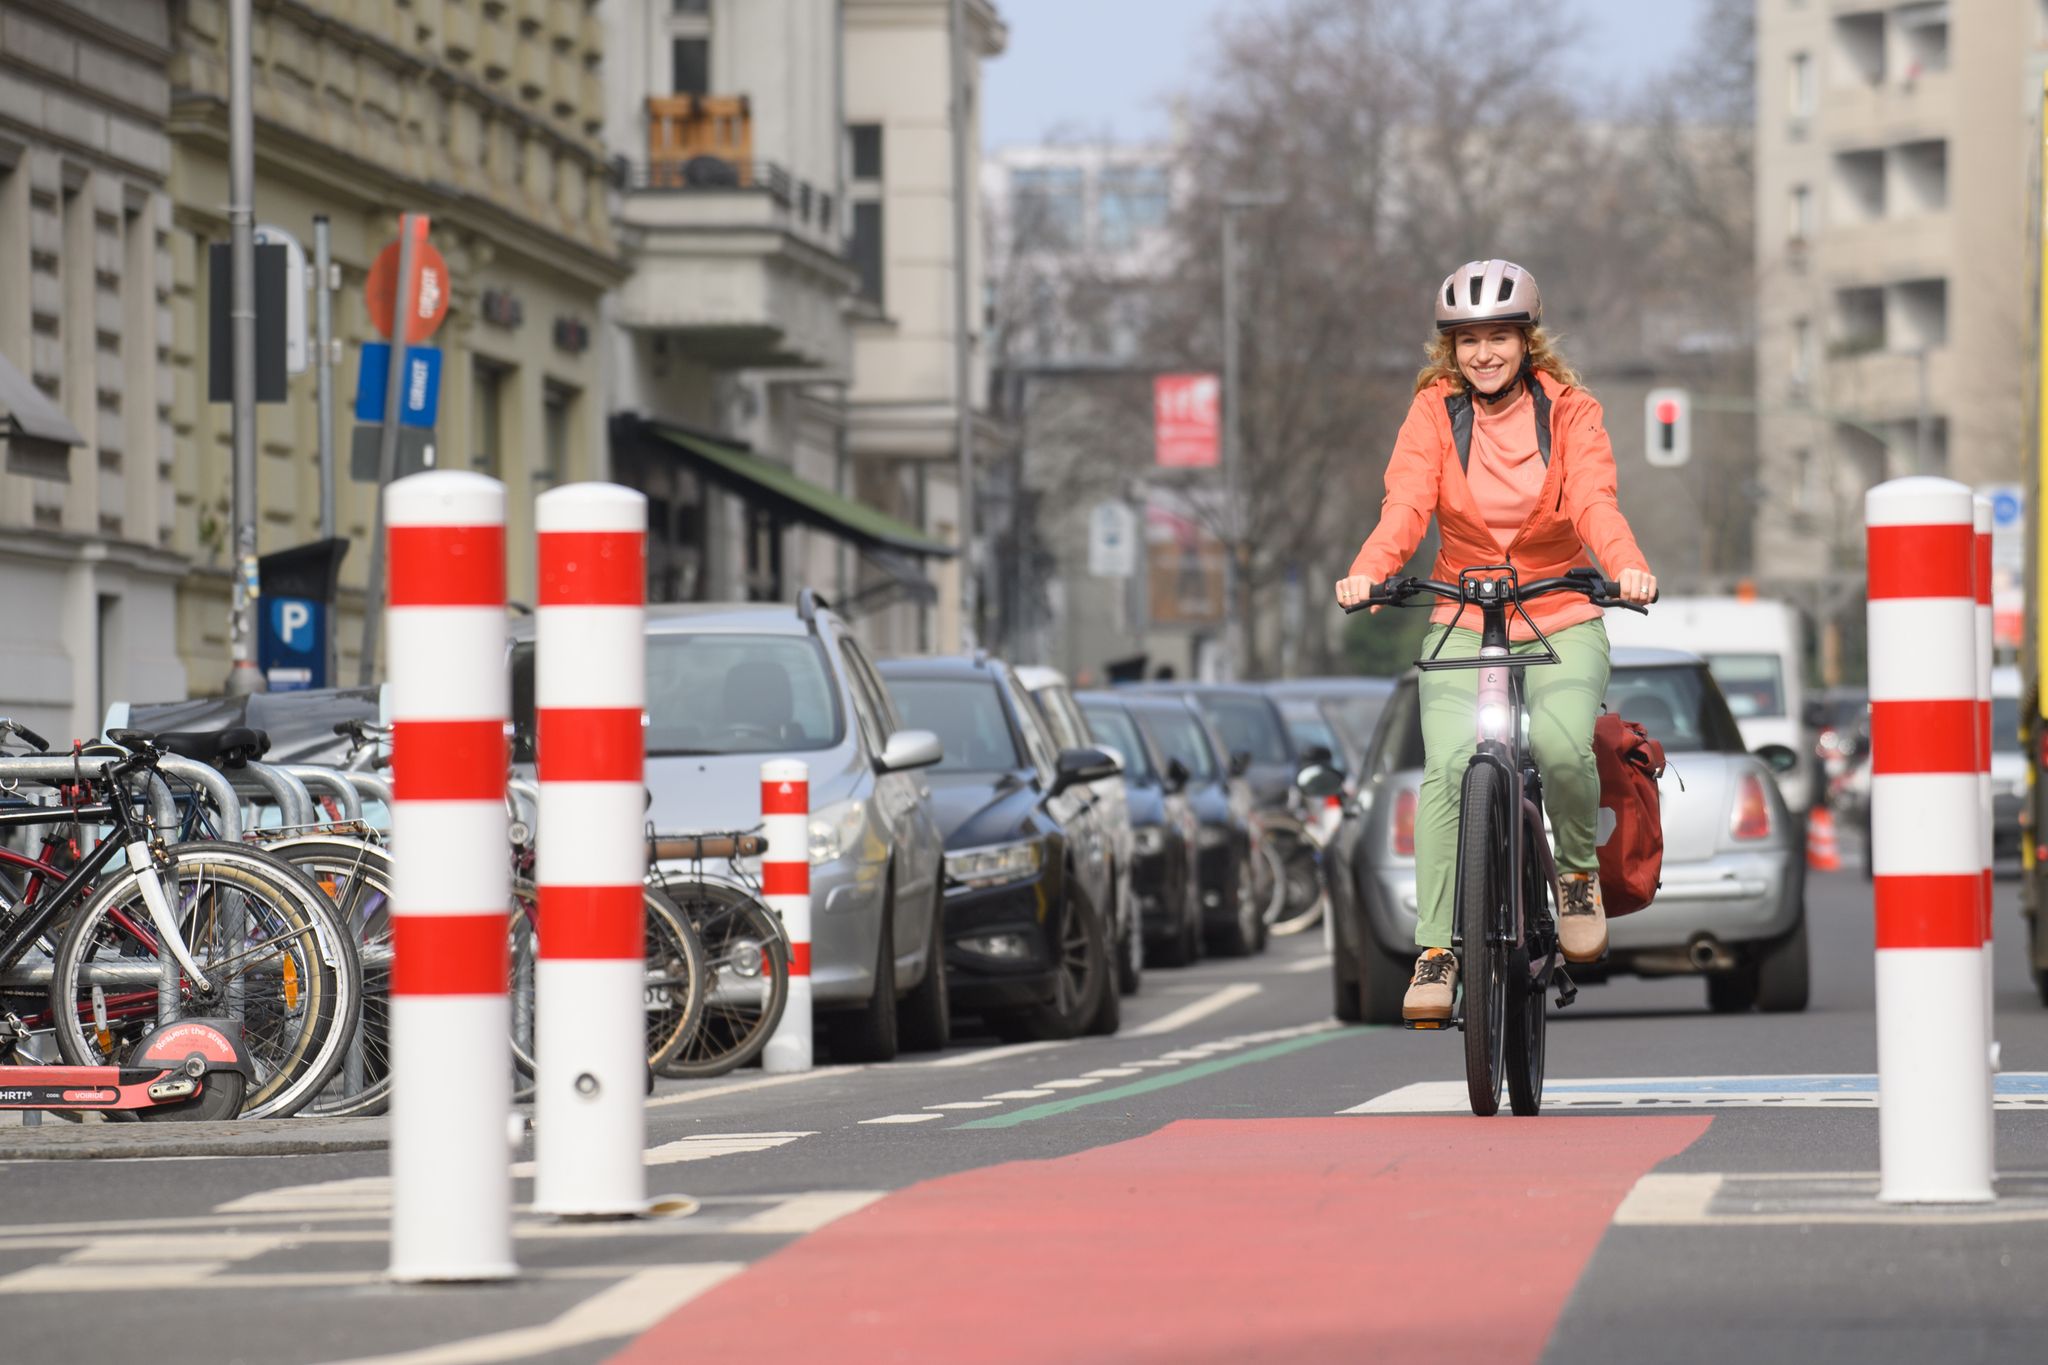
(1602, 596, 1819, 815)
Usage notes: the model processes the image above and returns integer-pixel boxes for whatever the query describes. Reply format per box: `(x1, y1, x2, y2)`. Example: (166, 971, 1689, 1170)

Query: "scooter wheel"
(137, 1068, 247, 1123)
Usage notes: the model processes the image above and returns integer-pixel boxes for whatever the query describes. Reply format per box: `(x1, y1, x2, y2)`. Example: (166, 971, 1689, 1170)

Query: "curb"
(0, 1116, 390, 1161)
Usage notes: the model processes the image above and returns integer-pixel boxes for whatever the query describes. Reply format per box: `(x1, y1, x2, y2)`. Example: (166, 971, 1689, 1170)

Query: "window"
(1028, 685, 1085, 751)
(541, 381, 575, 487)
(1605, 665, 1750, 753)
(1892, 139, 1947, 214)
(850, 124, 883, 181)
(839, 636, 902, 736)
(1012, 166, 1084, 249)
(1196, 696, 1291, 765)
(1702, 654, 1786, 720)
(1788, 183, 1813, 241)
(1097, 164, 1170, 251)
(1831, 15, 1882, 87)
(1791, 316, 1814, 385)
(1139, 709, 1218, 783)
(743, 505, 782, 601)
(471, 359, 509, 475)
(1889, 277, 1947, 350)
(1832, 149, 1884, 223)
(836, 634, 887, 751)
(1896, 3, 1949, 76)
(1792, 448, 1818, 513)
(887, 677, 1024, 772)
(1078, 702, 1155, 783)
(671, 37, 709, 95)
(1834, 285, 1885, 354)
(851, 201, 884, 304)
(1789, 50, 1816, 115)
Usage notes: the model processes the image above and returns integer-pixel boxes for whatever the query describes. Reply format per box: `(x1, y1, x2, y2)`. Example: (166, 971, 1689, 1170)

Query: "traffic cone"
(1807, 805, 1842, 873)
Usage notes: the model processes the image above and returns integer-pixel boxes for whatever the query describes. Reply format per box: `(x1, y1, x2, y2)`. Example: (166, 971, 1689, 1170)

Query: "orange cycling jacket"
(1346, 370, 1649, 640)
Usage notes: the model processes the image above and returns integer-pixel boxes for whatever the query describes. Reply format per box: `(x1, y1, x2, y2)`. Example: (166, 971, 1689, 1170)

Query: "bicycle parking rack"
(283, 764, 365, 822)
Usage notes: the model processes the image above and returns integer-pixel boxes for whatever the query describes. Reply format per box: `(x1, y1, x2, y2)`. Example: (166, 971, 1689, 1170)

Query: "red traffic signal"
(1644, 387, 1690, 468)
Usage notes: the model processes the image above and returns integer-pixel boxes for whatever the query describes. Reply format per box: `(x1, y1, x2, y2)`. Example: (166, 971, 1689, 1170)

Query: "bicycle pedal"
(1403, 1018, 1451, 1031)
(1554, 967, 1578, 1009)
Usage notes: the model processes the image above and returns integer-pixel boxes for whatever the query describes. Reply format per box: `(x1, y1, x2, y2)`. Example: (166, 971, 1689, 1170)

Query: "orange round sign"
(366, 237, 450, 343)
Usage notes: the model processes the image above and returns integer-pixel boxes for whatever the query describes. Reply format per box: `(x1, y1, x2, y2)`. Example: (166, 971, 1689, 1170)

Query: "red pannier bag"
(1593, 711, 1665, 917)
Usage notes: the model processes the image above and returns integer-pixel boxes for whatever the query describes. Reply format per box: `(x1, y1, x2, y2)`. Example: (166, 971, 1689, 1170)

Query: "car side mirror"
(1229, 750, 1252, 778)
(1163, 757, 1191, 794)
(1754, 743, 1799, 775)
(879, 728, 943, 772)
(1296, 763, 1345, 799)
(1052, 745, 1120, 794)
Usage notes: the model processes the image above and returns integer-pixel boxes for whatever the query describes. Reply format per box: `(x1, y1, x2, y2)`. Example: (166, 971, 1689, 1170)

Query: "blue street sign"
(353, 343, 442, 429)
(258, 595, 327, 692)
(1992, 489, 2022, 529)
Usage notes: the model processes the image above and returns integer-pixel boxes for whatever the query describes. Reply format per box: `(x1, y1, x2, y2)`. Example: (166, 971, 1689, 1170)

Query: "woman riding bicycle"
(1334, 259, 1656, 1023)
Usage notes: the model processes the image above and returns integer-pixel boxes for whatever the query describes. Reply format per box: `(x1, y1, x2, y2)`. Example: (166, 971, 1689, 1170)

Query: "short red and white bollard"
(533, 483, 649, 1218)
(1867, 477, 1993, 1203)
(1974, 498, 2000, 1094)
(385, 471, 516, 1280)
(761, 759, 812, 1073)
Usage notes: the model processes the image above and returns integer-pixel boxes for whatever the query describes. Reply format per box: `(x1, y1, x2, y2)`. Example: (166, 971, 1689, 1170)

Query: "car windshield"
(1198, 696, 1291, 764)
(1606, 665, 1748, 754)
(887, 678, 1024, 772)
(1138, 709, 1217, 783)
(1995, 696, 2020, 754)
(1703, 652, 1785, 720)
(1079, 703, 1155, 783)
(1321, 694, 1387, 758)
(510, 633, 842, 761)
(1282, 708, 1340, 762)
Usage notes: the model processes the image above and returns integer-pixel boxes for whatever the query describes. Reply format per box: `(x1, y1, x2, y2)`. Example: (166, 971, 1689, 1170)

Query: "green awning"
(651, 425, 956, 559)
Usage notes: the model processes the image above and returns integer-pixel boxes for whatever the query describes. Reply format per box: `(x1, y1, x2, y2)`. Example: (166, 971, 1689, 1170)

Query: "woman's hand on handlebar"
(1334, 574, 1380, 614)
(1617, 566, 1657, 606)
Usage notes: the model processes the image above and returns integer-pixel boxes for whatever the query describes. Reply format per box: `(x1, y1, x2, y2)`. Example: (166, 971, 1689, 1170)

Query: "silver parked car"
(509, 592, 950, 1062)
(1326, 645, 1806, 1023)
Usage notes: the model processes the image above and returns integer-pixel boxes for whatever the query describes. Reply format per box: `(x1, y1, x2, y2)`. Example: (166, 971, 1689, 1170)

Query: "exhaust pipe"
(1688, 935, 1733, 972)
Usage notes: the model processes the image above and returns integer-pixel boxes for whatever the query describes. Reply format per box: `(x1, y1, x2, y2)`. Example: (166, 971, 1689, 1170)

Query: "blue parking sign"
(259, 595, 326, 692)
(354, 343, 441, 429)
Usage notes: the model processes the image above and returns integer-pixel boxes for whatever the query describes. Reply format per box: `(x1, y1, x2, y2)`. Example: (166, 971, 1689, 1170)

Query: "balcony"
(615, 96, 855, 370)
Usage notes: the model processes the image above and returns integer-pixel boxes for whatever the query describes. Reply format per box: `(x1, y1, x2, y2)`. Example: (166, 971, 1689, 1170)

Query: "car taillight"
(1324, 793, 1343, 810)
(1731, 772, 1772, 841)
(1392, 787, 1418, 857)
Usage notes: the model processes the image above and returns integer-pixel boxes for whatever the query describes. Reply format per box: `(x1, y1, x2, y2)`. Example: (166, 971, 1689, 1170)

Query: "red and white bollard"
(761, 759, 812, 1073)
(533, 484, 648, 1218)
(385, 471, 516, 1280)
(1866, 477, 1993, 1203)
(1974, 498, 2001, 1116)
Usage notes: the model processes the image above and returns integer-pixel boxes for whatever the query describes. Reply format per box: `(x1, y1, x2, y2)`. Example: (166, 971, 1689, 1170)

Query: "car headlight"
(808, 798, 866, 865)
(1133, 826, 1167, 856)
(945, 840, 1044, 891)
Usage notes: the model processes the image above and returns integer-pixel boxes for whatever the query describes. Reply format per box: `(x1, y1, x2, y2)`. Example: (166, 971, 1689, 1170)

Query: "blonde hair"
(1412, 324, 1583, 396)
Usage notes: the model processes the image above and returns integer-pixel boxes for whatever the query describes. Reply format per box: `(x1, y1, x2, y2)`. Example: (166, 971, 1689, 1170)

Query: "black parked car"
(1124, 693, 1265, 957)
(1077, 692, 1205, 968)
(878, 654, 1124, 1040)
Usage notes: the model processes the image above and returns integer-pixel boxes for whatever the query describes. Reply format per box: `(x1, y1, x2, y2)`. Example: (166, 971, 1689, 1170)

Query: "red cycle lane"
(612, 1115, 1710, 1364)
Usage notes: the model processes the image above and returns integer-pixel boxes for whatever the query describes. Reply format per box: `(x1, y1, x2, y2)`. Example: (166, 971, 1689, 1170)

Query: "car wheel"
(896, 882, 951, 1052)
(1207, 850, 1259, 958)
(1359, 938, 1410, 1026)
(1113, 872, 1141, 997)
(1706, 967, 1759, 1014)
(1154, 874, 1198, 968)
(1756, 916, 1810, 1014)
(829, 890, 900, 1063)
(1332, 943, 1362, 1023)
(996, 871, 1107, 1042)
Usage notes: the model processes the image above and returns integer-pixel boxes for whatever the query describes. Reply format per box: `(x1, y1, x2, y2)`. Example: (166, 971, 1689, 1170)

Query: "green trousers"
(1413, 619, 1611, 951)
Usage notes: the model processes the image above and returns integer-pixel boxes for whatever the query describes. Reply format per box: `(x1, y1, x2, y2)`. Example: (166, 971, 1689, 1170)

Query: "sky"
(982, 0, 1713, 152)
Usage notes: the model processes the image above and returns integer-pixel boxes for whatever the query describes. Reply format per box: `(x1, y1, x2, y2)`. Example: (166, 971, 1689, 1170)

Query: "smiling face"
(1453, 324, 1528, 397)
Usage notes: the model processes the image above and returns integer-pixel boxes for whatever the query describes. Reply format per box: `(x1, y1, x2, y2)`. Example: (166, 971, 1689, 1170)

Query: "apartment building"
(165, 0, 624, 685)
(1755, 0, 2042, 581)
(0, 0, 187, 742)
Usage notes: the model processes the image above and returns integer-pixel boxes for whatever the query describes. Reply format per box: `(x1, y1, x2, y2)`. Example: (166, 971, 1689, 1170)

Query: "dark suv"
(878, 654, 1124, 1039)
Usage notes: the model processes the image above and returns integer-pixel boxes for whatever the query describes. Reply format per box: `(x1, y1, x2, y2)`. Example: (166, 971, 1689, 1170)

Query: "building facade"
(1754, 0, 2041, 586)
(165, 0, 624, 687)
(0, 0, 187, 742)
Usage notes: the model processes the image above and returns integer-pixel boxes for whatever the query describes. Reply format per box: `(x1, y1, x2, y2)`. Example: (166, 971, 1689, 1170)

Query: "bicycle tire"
(655, 877, 789, 1080)
(1266, 839, 1326, 937)
(507, 879, 707, 1077)
(269, 837, 394, 1119)
(1457, 763, 1507, 1118)
(48, 841, 359, 1119)
(1504, 813, 1550, 1117)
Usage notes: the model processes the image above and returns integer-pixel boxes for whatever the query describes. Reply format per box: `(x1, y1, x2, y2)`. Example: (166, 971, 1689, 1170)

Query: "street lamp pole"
(1219, 191, 1282, 681)
(950, 0, 977, 652)
(224, 0, 264, 695)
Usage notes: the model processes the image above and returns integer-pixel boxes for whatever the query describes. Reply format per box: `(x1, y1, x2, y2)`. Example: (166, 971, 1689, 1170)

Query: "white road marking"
(1082, 1068, 1143, 1078)
(1612, 1173, 1723, 1226)
(1123, 982, 1263, 1037)
(984, 1089, 1057, 1100)
(919, 1040, 1065, 1068)
(925, 1101, 1003, 1110)
(858, 1113, 946, 1124)
(645, 1065, 863, 1109)
(1033, 1078, 1102, 1090)
(218, 1176, 390, 1215)
(511, 1131, 812, 1178)
(1343, 1074, 2048, 1114)
(1124, 1060, 1182, 1069)
(725, 1190, 886, 1235)
(312, 1263, 744, 1365)
(1611, 1171, 2048, 1227)
(1279, 954, 1334, 974)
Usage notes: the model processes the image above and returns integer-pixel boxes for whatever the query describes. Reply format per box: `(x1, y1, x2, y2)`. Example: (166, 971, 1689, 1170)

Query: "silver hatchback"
(510, 593, 949, 1061)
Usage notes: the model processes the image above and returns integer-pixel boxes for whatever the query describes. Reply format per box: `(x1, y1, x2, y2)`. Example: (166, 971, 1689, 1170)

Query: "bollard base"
(388, 1260, 520, 1285)
(532, 1193, 699, 1223)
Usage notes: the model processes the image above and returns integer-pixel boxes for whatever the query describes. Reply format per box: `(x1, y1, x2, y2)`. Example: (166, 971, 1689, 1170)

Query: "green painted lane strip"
(956, 1027, 1370, 1130)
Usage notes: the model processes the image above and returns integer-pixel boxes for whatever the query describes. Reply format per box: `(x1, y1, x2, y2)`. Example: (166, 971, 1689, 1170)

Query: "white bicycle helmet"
(1434, 259, 1542, 332)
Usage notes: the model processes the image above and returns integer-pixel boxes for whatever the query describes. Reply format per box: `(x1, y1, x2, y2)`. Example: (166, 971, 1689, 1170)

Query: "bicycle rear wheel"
(1457, 763, 1508, 1117)
(656, 877, 789, 1080)
(272, 837, 394, 1119)
(1504, 814, 1551, 1117)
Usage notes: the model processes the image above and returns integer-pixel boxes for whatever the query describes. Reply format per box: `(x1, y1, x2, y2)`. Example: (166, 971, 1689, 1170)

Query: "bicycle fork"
(126, 841, 212, 996)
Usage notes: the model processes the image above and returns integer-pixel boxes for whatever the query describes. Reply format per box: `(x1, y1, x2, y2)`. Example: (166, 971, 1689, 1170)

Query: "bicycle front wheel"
(656, 877, 789, 1080)
(49, 841, 359, 1119)
(1456, 763, 1509, 1117)
(1505, 827, 1551, 1118)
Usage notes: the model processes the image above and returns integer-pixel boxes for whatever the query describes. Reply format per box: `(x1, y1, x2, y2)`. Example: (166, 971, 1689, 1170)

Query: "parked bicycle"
(647, 830, 790, 1080)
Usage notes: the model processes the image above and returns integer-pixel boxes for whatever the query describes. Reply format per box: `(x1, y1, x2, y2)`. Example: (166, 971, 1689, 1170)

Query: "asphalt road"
(6, 866, 2048, 1364)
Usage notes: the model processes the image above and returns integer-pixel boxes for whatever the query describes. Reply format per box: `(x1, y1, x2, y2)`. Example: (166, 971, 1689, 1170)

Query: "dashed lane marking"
(917, 1041, 1065, 1068)
(645, 1065, 862, 1109)
(1083, 1068, 1144, 1078)
(1344, 1074, 2048, 1114)
(513, 1132, 813, 1176)
(924, 1101, 1002, 1110)
(1034, 1078, 1103, 1090)
(858, 1113, 946, 1125)
(1278, 953, 1334, 974)
(1122, 982, 1263, 1037)
(984, 1089, 1056, 1100)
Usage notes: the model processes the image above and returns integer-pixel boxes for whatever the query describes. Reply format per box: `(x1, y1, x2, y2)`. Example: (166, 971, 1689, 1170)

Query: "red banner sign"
(1154, 374, 1220, 468)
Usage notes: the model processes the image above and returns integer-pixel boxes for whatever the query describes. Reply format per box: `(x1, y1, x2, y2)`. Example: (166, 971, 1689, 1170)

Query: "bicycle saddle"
(115, 726, 271, 769)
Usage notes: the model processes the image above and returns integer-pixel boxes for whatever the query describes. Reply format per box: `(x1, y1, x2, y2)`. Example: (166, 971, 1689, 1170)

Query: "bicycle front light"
(1478, 703, 1510, 741)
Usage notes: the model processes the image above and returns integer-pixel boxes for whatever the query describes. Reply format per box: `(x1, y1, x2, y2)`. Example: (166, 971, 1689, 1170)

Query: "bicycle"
(1350, 566, 1649, 1117)
(647, 831, 790, 1080)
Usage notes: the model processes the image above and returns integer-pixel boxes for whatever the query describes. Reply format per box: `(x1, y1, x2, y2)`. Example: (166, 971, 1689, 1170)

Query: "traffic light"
(1644, 387, 1690, 468)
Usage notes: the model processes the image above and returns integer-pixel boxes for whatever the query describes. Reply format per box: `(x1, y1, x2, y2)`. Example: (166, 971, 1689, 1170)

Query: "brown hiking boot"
(1559, 872, 1608, 963)
(1402, 948, 1458, 1022)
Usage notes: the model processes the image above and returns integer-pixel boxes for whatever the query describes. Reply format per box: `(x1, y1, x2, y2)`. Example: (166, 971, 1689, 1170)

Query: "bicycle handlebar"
(1346, 568, 1657, 616)
(0, 720, 49, 753)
